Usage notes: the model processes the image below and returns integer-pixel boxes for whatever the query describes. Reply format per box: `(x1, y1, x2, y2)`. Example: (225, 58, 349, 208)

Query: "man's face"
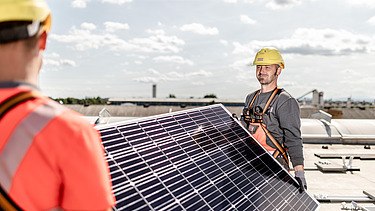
(256, 64, 280, 85)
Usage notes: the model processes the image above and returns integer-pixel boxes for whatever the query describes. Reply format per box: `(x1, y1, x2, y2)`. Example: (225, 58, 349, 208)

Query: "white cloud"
(180, 23, 219, 35)
(134, 69, 212, 83)
(134, 77, 159, 84)
(146, 29, 165, 36)
(101, 0, 132, 5)
(240, 15, 257, 24)
(60, 59, 77, 67)
(223, 0, 237, 3)
(128, 30, 185, 53)
(186, 69, 212, 77)
(50, 26, 185, 53)
(43, 53, 77, 72)
(153, 56, 194, 66)
(104, 22, 129, 32)
(192, 81, 205, 86)
(346, 0, 375, 8)
(367, 16, 375, 26)
(266, 0, 302, 10)
(80, 22, 97, 31)
(148, 68, 160, 75)
(220, 40, 229, 46)
(44, 59, 76, 67)
(232, 28, 374, 56)
(71, 0, 90, 8)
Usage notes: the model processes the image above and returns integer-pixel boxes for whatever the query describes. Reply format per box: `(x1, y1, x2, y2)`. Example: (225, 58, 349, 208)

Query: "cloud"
(148, 68, 160, 75)
(81, 22, 97, 31)
(223, 0, 238, 3)
(367, 16, 375, 26)
(186, 69, 212, 77)
(50, 25, 185, 53)
(346, 0, 375, 8)
(192, 81, 205, 86)
(71, 0, 132, 8)
(129, 30, 185, 53)
(71, 0, 91, 8)
(180, 23, 219, 35)
(43, 53, 76, 71)
(220, 40, 229, 46)
(153, 56, 194, 66)
(104, 22, 130, 32)
(240, 15, 257, 24)
(134, 69, 212, 83)
(146, 29, 165, 35)
(101, 0, 132, 5)
(43, 59, 76, 67)
(266, 0, 303, 10)
(232, 28, 374, 56)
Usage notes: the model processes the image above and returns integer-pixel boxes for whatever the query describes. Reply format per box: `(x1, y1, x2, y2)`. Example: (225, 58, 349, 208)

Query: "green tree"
(204, 94, 217, 99)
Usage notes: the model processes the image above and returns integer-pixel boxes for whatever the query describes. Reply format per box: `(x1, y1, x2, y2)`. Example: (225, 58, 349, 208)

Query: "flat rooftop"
(76, 104, 375, 210)
(303, 144, 375, 210)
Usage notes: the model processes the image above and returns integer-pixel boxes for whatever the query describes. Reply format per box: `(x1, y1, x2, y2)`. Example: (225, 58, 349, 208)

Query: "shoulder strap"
(247, 89, 260, 110)
(261, 124, 289, 165)
(0, 90, 43, 120)
(261, 87, 281, 115)
(0, 90, 43, 210)
(248, 87, 281, 115)
(0, 185, 22, 211)
(266, 88, 283, 113)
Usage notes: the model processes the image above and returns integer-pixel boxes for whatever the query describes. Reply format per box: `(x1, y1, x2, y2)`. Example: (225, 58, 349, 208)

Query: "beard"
(257, 71, 278, 85)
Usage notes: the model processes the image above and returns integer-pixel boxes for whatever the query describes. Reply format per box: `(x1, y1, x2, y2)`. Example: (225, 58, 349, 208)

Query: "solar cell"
(97, 104, 320, 211)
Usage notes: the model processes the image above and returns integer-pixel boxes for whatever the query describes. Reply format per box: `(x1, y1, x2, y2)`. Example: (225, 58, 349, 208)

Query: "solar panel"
(96, 104, 320, 211)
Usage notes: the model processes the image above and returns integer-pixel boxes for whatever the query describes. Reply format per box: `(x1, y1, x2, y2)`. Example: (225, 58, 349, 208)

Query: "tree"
(204, 94, 217, 99)
(168, 94, 176, 98)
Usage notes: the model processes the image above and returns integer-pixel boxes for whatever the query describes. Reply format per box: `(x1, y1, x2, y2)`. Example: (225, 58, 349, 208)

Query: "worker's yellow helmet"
(0, 0, 51, 33)
(252, 48, 285, 69)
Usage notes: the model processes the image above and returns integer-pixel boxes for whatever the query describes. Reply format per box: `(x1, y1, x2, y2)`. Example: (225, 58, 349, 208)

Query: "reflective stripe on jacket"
(0, 84, 115, 210)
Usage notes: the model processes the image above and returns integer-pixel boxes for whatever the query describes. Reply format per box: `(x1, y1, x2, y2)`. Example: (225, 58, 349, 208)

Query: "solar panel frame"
(97, 104, 320, 211)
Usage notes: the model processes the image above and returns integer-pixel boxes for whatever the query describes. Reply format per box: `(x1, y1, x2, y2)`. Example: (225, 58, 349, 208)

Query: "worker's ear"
(38, 31, 47, 50)
(276, 65, 282, 76)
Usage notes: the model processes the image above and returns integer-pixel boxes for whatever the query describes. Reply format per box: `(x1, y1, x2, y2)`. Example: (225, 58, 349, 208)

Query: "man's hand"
(295, 170, 307, 193)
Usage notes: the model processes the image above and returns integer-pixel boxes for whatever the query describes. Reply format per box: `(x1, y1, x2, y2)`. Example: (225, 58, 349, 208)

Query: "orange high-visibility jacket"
(0, 83, 115, 210)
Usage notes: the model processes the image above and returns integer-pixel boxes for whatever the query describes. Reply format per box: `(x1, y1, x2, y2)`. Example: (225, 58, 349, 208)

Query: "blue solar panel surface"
(97, 104, 319, 211)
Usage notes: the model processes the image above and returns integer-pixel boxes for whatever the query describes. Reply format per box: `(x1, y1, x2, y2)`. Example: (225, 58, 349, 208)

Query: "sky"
(40, 0, 375, 101)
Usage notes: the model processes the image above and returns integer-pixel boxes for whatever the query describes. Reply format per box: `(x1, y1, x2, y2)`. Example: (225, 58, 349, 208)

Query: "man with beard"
(240, 47, 307, 191)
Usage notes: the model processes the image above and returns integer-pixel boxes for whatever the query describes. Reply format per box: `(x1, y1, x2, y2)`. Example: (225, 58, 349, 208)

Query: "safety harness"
(242, 88, 290, 168)
(0, 90, 43, 211)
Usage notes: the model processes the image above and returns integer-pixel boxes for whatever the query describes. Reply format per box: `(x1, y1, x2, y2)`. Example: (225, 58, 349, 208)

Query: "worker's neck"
(260, 83, 277, 93)
(0, 44, 39, 86)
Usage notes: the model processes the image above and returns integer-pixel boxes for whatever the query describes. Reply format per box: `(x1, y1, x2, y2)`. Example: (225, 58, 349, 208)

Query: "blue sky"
(40, 0, 375, 101)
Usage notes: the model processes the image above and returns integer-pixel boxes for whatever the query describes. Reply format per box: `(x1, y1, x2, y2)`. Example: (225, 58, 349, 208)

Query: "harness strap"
(0, 90, 43, 120)
(248, 90, 260, 111)
(245, 87, 289, 166)
(248, 87, 280, 115)
(260, 124, 289, 165)
(0, 185, 21, 211)
(261, 88, 280, 115)
(0, 90, 43, 210)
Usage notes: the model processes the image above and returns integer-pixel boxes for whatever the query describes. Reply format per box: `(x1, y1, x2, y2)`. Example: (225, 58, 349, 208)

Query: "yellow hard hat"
(0, 0, 51, 33)
(252, 48, 285, 69)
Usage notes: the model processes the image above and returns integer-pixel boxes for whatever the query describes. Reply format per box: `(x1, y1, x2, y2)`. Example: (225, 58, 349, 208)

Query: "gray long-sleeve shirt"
(241, 88, 304, 167)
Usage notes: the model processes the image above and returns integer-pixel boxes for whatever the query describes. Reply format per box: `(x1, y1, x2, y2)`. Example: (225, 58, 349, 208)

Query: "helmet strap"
(0, 21, 41, 44)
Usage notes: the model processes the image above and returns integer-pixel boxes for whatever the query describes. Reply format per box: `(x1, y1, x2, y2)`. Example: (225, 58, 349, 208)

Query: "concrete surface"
(303, 144, 375, 210)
